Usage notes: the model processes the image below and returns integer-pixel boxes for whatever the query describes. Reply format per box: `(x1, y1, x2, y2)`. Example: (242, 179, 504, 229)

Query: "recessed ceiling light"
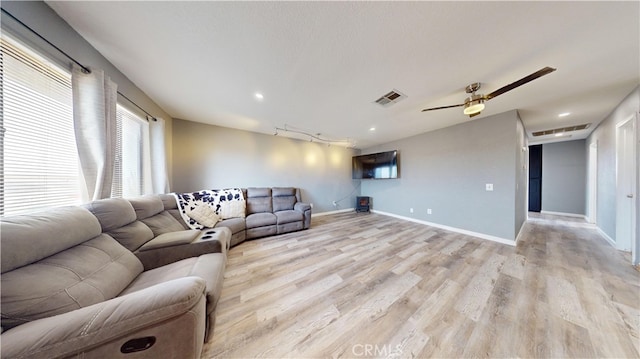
(558, 112, 570, 117)
(369, 127, 376, 131)
(255, 93, 264, 100)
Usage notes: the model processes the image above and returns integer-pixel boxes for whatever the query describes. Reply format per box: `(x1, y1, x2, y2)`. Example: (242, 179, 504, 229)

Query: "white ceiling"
(47, 1, 639, 149)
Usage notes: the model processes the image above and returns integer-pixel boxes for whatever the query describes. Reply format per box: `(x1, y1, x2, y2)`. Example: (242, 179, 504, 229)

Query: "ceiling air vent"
(374, 89, 406, 107)
(532, 123, 591, 137)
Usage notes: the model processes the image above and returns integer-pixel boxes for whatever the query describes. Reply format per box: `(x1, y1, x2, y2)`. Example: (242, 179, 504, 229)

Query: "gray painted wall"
(586, 86, 639, 242)
(360, 110, 521, 241)
(172, 119, 358, 213)
(0, 1, 174, 184)
(541, 140, 587, 215)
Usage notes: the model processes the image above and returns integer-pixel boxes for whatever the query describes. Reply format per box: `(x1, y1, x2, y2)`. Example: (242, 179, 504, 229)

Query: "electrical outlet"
(486, 183, 494, 191)
(410, 208, 414, 213)
(427, 208, 432, 215)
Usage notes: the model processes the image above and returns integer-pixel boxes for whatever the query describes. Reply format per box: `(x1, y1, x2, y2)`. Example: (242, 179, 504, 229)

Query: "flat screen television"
(352, 150, 398, 179)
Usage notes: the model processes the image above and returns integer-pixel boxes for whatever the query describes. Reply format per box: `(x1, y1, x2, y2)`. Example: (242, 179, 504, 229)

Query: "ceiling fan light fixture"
(463, 95, 485, 116)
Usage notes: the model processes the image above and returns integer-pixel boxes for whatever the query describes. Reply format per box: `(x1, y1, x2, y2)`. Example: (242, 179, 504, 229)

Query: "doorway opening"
(528, 145, 543, 212)
(588, 142, 598, 224)
(615, 114, 637, 264)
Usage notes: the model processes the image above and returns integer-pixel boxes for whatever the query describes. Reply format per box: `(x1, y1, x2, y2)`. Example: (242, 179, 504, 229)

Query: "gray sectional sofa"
(0, 187, 310, 359)
(207, 187, 311, 246)
(242, 187, 311, 242)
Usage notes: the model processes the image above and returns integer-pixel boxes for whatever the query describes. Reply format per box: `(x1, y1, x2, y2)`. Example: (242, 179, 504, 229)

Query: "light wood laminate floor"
(203, 212, 639, 358)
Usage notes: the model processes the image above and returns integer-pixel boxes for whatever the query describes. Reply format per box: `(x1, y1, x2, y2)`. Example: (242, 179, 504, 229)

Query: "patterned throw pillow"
(187, 204, 220, 227)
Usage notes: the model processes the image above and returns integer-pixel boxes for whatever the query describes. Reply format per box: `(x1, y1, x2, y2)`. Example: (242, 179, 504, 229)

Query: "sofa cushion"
(1, 207, 102, 273)
(272, 187, 297, 212)
(138, 230, 201, 251)
(159, 193, 178, 210)
(129, 195, 165, 220)
(167, 208, 190, 229)
(84, 198, 137, 231)
(142, 212, 188, 236)
(107, 221, 155, 252)
(215, 217, 246, 234)
(121, 253, 226, 313)
(272, 187, 296, 197)
(1, 234, 143, 330)
(246, 212, 277, 229)
(246, 187, 272, 214)
(275, 210, 303, 224)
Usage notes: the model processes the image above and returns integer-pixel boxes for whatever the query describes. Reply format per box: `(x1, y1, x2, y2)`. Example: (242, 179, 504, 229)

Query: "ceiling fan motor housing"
(463, 94, 485, 116)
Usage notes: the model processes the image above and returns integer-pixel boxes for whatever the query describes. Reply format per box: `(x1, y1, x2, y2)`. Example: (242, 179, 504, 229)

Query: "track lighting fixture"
(273, 124, 354, 147)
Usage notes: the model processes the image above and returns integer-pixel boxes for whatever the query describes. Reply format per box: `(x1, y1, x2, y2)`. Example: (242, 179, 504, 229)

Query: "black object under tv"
(352, 150, 398, 179)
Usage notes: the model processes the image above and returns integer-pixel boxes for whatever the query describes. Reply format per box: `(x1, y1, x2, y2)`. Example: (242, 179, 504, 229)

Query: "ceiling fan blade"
(485, 66, 556, 100)
(421, 103, 464, 112)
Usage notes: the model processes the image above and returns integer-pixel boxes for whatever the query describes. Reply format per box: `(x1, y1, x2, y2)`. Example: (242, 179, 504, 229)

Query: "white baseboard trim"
(596, 226, 616, 247)
(312, 208, 355, 217)
(371, 210, 516, 247)
(515, 221, 527, 245)
(540, 210, 587, 220)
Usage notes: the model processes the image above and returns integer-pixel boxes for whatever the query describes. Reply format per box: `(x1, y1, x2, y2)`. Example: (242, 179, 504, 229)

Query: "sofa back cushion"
(106, 221, 155, 251)
(246, 187, 272, 214)
(84, 198, 136, 231)
(272, 187, 298, 212)
(130, 195, 186, 236)
(159, 193, 178, 210)
(141, 212, 187, 236)
(129, 195, 165, 220)
(1, 207, 102, 273)
(1, 233, 143, 330)
(84, 198, 155, 251)
(159, 194, 190, 229)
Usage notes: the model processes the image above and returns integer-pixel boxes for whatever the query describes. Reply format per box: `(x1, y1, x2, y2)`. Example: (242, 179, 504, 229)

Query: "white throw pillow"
(187, 204, 220, 227)
(219, 199, 246, 219)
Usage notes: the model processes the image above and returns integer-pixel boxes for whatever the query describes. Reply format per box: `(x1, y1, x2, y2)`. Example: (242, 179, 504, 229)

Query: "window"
(1, 35, 151, 217)
(112, 104, 149, 198)
(0, 35, 80, 216)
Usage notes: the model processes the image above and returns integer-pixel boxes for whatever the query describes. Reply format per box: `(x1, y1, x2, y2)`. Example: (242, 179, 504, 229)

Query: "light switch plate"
(486, 183, 494, 191)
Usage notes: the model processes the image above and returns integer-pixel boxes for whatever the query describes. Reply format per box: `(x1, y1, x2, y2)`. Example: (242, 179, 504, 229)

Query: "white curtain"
(72, 65, 117, 201)
(149, 117, 170, 193)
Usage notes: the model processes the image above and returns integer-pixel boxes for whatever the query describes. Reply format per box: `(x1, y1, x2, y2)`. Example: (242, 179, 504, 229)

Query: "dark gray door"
(528, 145, 542, 212)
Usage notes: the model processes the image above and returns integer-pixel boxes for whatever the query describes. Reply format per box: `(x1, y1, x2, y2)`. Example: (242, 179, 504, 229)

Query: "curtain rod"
(1, 7, 155, 119)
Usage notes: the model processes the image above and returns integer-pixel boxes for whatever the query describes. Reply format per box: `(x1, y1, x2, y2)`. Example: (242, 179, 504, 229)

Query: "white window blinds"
(112, 104, 148, 198)
(0, 35, 80, 216)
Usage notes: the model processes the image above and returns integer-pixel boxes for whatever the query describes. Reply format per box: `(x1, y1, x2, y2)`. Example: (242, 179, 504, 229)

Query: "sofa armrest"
(294, 202, 311, 212)
(294, 202, 312, 229)
(135, 228, 231, 270)
(1, 277, 206, 359)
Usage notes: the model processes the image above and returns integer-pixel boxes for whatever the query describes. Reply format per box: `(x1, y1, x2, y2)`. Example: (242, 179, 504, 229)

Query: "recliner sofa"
(0, 206, 222, 359)
(172, 187, 312, 246)
(1, 186, 311, 358)
(243, 187, 311, 241)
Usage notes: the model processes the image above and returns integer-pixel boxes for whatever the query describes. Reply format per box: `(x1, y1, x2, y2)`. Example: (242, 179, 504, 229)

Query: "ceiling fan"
(421, 66, 556, 118)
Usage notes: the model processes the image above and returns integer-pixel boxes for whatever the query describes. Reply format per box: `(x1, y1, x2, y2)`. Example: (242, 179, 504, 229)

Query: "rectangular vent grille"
(532, 123, 591, 137)
(374, 89, 406, 107)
